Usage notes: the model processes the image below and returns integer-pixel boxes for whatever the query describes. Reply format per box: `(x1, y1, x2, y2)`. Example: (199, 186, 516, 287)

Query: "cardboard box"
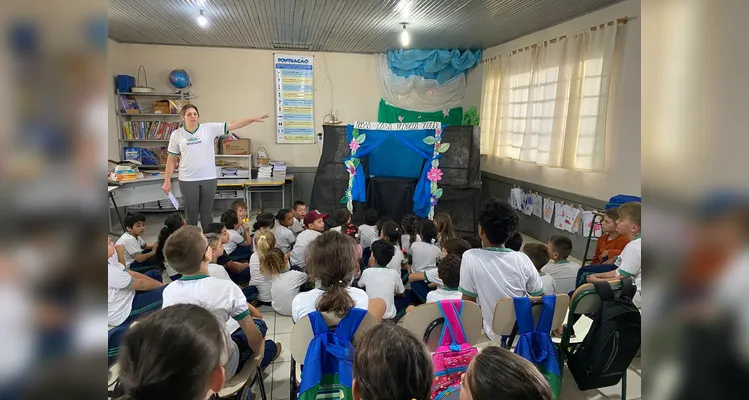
(153, 100, 189, 114)
(222, 139, 251, 155)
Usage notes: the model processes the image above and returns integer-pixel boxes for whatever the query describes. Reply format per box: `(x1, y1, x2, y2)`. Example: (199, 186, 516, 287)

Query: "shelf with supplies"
(116, 91, 191, 98)
(117, 113, 183, 117)
(119, 139, 170, 143)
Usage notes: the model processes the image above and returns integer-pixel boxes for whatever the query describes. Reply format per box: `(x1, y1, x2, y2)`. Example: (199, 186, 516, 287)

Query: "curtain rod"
(478, 16, 633, 65)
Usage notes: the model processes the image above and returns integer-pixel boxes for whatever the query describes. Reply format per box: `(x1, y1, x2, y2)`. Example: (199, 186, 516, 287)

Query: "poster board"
(274, 54, 315, 144)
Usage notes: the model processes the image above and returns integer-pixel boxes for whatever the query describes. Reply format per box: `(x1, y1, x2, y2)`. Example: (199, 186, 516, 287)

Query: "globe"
(169, 69, 191, 89)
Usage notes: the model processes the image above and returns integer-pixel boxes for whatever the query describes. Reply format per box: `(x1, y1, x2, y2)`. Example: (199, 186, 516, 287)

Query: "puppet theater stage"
(310, 122, 481, 236)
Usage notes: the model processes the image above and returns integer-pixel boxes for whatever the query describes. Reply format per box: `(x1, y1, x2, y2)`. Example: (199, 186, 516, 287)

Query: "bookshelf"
(116, 90, 191, 164)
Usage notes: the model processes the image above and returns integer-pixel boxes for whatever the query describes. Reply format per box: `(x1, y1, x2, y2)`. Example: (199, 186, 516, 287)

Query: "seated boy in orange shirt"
(590, 208, 630, 264)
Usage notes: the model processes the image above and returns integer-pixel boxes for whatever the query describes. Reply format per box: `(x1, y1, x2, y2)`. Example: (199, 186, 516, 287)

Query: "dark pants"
(179, 178, 217, 227)
(228, 245, 252, 261)
(411, 281, 433, 304)
(394, 290, 413, 320)
(242, 286, 259, 302)
(228, 267, 251, 286)
(129, 253, 158, 273)
(122, 270, 166, 324)
(231, 318, 278, 370)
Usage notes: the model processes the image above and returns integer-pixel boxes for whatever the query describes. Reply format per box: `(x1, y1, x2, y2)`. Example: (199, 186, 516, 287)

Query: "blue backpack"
(513, 295, 562, 400)
(605, 194, 641, 210)
(297, 309, 367, 400)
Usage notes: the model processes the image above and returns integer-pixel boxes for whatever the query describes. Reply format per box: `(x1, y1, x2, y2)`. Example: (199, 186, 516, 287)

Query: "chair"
(559, 280, 629, 400)
(398, 301, 484, 352)
(218, 342, 267, 400)
(289, 311, 380, 400)
(492, 294, 569, 349)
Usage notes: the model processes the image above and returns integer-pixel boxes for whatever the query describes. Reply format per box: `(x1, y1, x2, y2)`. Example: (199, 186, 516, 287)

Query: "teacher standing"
(162, 104, 269, 226)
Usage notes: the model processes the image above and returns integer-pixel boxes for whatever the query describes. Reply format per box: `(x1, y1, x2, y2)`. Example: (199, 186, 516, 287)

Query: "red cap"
(303, 210, 329, 226)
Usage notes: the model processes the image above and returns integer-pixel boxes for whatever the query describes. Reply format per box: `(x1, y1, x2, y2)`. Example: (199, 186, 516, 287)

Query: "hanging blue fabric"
(344, 124, 441, 218)
(387, 49, 482, 84)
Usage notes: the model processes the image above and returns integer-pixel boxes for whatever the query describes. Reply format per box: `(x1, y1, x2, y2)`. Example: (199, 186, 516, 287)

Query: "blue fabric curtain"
(345, 125, 440, 218)
(387, 49, 482, 84)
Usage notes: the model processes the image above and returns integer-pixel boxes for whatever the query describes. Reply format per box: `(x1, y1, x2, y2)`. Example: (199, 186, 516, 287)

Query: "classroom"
(107, 0, 642, 399)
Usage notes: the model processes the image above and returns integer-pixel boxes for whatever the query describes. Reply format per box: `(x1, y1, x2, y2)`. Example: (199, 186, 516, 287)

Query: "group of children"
(109, 195, 642, 399)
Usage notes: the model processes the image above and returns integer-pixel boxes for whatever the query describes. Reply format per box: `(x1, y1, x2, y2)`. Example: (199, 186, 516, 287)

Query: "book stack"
(112, 165, 142, 182)
(121, 121, 181, 140)
(258, 164, 273, 178)
(270, 161, 287, 179)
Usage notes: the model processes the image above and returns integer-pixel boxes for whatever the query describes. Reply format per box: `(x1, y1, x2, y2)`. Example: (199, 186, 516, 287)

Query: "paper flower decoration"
(347, 165, 356, 176)
(349, 140, 360, 152)
(427, 167, 443, 182)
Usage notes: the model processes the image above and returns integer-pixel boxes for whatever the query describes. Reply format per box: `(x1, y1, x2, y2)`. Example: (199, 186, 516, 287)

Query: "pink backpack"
(431, 300, 478, 400)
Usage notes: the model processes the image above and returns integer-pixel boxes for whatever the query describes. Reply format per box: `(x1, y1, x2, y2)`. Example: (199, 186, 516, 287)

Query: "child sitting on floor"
(266, 247, 308, 316)
(291, 232, 386, 322)
(358, 240, 406, 320)
(115, 212, 158, 272)
(221, 209, 252, 261)
(203, 223, 251, 287)
(409, 220, 442, 273)
(590, 208, 630, 264)
(460, 347, 552, 400)
(359, 209, 380, 249)
(291, 200, 307, 236)
(409, 237, 470, 288)
(342, 222, 364, 260)
(155, 213, 186, 281)
(249, 230, 275, 305)
(273, 208, 296, 254)
(523, 243, 556, 295)
(161, 226, 280, 378)
(459, 198, 544, 342)
(542, 235, 580, 295)
(331, 208, 351, 233)
(400, 213, 421, 255)
(434, 212, 458, 248)
(352, 324, 432, 400)
(426, 254, 463, 303)
(379, 221, 405, 273)
(108, 236, 166, 327)
(231, 199, 251, 237)
(289, 210, 328, 270)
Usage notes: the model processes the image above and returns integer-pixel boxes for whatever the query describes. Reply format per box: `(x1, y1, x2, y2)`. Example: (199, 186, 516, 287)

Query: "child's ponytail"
(255, 230, 277, 274)
(155, 213, 185, 265)
(253, 212, 276, 232)
(306, 232, 359, 318)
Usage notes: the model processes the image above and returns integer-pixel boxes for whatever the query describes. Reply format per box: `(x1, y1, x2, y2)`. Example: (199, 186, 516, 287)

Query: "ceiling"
(108, 0, 624, 53)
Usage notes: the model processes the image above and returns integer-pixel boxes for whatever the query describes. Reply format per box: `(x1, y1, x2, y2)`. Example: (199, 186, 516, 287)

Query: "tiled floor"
(122, 217, 640, 400)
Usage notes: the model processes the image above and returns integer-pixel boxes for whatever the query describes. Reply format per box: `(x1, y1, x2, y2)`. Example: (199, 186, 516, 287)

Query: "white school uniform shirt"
(616, 237, 641, 308)
(271, 269, 309, 316)
(209, 262, 231, 281)
(358, 266, 405, 319)
(359, 225, 379, 249)
(409, 241, 442, 273)
(459, 248, 545, 342)
(289, 230, 321, 268)
(541, 260, 580, 295)
(331, 226, 342, 233)
(291, 287, 369, 323)
(115, 232, 146, 268)
(107, 259, 135, 326)
(291, 218, 305, 235)
(423, 268, 443, 287)
(249, 254, 273, 302)
(167, 122, 227, 181)
(386, 245, 404, 273)
(274, 224, 296, 253)
(426, 287, 463, 303)
(540, 272, 557, 295)
(400, 234, 421, 254)
(224, 229, 246, 255)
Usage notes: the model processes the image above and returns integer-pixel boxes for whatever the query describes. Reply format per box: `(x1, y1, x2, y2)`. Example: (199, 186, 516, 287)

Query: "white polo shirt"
(426, 287, 463, 303)
(459, 248, 545, 341)
(289, 230, 321, 268)
(271, 270, 309, 316)
(224, 229, 246, 255)
(291, 287, 369, 323)
(167, 122, 227, 182)
(541, 261, 580, 295)
(115, 232, 146, 268)
(359, 225, 379, 249)
(358, 266, 405, 319)
(540, 273, 557, 295)
(331, 226, 342, 234)
(386, 245, 405, 273)
(616, 237, 641, 308)
(209, 263, 231, 281)
(107, 259, 135, 326)
(291, 218, 305, 235)
(274, 224, 296, 253)
(409, 241, 442, 273)
(400, 234, 421, 254)
(249, 254, 273, 302)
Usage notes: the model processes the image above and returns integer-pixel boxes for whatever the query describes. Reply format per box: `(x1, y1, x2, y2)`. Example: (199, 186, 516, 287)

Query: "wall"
(107, 41, 381, 166)
(464, 0, 641, 202)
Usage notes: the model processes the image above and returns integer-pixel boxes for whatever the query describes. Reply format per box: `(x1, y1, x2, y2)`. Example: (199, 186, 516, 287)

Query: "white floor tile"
(274, 333, 291, 354)
(596, 368, 641, 399)
(259, 305, 274, 313)
(271, 361, 292, 400)
(560, 367, 609, 400)
(274, 315, 294, 334)
(262, 312, 276, 336)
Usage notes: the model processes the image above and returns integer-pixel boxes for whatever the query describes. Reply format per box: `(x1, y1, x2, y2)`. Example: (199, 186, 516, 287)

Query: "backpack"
(565, 277, 641, 390)
(297, 308, 367, 400)
(513, 295, 562, 400)
(605, 194, 641, 210)
(431, 300, 478, 400)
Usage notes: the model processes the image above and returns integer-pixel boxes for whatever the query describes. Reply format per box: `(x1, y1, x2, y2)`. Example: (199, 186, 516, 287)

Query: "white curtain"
(377, 54, 466, 112)
(480, 22, 626, 171)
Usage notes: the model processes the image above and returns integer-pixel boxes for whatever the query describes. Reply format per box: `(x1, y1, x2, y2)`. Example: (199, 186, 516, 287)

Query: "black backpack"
(565, 277, 641, 390)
